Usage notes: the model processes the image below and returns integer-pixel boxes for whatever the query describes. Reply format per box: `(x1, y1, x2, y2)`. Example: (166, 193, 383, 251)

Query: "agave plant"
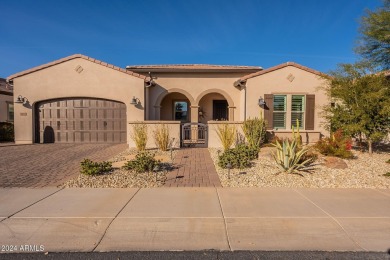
(271, 138, 312, 174)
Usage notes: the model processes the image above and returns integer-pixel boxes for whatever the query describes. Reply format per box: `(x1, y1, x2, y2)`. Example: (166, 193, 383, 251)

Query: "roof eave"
(239, 62, 327, 81)
(7, 54, 147, 81)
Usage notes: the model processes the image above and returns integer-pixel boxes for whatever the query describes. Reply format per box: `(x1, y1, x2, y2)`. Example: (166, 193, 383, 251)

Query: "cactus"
(272, 138, 312, 174)
(291, 119, 302, 147)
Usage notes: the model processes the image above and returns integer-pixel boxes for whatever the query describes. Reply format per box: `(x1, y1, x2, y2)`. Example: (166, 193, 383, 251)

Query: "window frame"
(273, 95, 287, 130)
(271, 94, 308, 130)
(291, 95, 305, 129)
(172, 100, 189, 122)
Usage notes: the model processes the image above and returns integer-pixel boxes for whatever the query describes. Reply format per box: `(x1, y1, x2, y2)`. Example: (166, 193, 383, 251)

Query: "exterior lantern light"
(15, 95, 27, 104)
(130, 96, 139, 105)
(258, 97, 266, 107)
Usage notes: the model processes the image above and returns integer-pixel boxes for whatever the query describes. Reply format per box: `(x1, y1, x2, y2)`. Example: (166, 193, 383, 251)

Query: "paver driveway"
(0, 143, 127, 188)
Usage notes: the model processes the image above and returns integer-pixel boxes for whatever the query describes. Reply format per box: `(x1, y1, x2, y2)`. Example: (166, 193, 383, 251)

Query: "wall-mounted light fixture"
(15, 95, 28, 104)
(258, 97, 266, 106)
(130, 96, 140, 105)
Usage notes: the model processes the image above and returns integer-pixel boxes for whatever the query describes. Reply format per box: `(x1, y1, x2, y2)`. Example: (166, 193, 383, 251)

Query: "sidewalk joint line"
(215, 187, 232, 251)
(293, 189, 367, 251)
(92, 188, 141, 252)
(1, 187, 65, 222)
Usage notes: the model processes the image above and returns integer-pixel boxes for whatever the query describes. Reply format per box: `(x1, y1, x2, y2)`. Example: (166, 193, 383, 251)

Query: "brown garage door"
(36, 98, 127, 143)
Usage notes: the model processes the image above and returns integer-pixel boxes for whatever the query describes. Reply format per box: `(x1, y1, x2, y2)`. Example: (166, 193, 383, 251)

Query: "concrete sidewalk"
(0, 188, 389, 253)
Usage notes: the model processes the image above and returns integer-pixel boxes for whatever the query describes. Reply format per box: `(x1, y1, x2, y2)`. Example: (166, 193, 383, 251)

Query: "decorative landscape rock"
(61, 148, 177, 188)
(258, 147, 274, 160)
(209, 148, 390, 189)
(323, 156, 348, 169)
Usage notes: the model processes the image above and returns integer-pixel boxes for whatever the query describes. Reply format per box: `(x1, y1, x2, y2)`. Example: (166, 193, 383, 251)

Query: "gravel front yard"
(61, 148, 177, 188)
(61, 146, 390, 189)
(209, 147, 390, 188)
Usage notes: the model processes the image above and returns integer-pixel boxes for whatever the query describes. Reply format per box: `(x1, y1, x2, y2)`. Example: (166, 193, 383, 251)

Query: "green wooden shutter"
(305, 95, 315, 130)
(264, 94, 273, 130)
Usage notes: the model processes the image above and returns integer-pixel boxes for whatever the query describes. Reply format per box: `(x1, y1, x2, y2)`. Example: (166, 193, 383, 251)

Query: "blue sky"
(0, 0, 382, 78)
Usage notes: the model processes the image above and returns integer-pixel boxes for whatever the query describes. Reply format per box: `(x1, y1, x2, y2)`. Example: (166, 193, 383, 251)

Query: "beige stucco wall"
(0, 94, 13, 122)
(147, 73, 247, 122)
(128, 121, 180, 149)
(207, 121, 245, 148)
(12, 58, 145, 144)
(245, 66, 328, 137)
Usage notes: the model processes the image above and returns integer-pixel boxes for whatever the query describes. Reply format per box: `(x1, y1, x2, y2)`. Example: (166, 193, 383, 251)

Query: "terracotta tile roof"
(7, 54, 150, 81)
(237, 62, 326, 82)
(127, 64, 262, 69)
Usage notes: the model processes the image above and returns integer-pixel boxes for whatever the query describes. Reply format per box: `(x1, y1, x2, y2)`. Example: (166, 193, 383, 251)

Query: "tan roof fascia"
(7, 54, 151, 82)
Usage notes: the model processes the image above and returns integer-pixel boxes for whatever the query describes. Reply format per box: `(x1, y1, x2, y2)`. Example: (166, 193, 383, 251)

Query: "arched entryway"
(154, 89, 195, 122)
(35, 97, 127, 143)
(160, 92, 191, 122)
(196, 89, 235, 123)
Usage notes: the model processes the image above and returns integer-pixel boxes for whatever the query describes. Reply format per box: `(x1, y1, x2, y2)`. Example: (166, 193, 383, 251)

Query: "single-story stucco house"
(7, 54, 328, 148)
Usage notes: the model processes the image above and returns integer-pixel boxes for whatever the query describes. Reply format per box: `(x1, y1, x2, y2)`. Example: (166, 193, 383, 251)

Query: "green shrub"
(272, 139, 312, 174)
(0, 122, 14, 142)
(80, 159, 112, 175)
(153, 124, 170, 151)
(218, 144, 258, 169)
(386, 159, 390, 164)
(242, 115, 267, 149)
(216, 123, 236, 151)
(314, 129, 353, 159)
(130, 123, 148, 151)
(123, 151, 160, 173)
(383, 172, 390, 177)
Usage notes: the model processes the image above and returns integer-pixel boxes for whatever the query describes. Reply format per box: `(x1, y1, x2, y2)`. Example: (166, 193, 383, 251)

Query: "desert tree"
(355, 0, 390, 70)
(321, 61, 390, 154)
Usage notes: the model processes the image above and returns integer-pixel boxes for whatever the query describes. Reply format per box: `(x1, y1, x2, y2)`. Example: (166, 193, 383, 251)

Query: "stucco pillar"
(228, 106, 235, 121)
(190, 105, 199, 123)
(154, 105, 161, 120)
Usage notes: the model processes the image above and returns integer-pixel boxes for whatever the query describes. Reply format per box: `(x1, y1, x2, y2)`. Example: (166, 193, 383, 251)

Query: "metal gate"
(181, 123, 208, 147)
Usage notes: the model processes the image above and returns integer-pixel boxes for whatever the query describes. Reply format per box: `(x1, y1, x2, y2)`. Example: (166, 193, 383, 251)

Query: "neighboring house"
(0, 78, 14, 123)
(7, 54, 328, 147)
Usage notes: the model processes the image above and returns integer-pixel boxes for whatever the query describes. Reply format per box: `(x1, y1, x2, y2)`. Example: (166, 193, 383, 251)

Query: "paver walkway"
(0, 143, 127, 188)
(164, 148, 222, 187)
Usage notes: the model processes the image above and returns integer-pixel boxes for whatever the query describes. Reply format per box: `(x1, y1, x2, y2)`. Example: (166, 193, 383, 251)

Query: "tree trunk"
(368, 139, 373, 155)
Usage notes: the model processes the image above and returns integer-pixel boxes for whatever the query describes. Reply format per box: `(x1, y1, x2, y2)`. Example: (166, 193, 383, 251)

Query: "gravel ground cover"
(209, 147, 390, 188)
(61, 148, 177, 188)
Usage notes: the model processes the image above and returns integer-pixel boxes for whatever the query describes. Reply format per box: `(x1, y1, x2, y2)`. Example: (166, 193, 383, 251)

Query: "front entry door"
(213, 100, 228, 121)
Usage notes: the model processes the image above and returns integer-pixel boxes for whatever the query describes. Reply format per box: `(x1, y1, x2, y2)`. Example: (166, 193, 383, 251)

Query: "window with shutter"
(305, 95, 315, 130)
(291, 95, 304, 129)
(273, 95, 286, 129)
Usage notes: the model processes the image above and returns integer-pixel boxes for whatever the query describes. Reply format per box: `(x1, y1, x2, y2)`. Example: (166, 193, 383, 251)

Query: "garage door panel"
(38, 98, 126, 143)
